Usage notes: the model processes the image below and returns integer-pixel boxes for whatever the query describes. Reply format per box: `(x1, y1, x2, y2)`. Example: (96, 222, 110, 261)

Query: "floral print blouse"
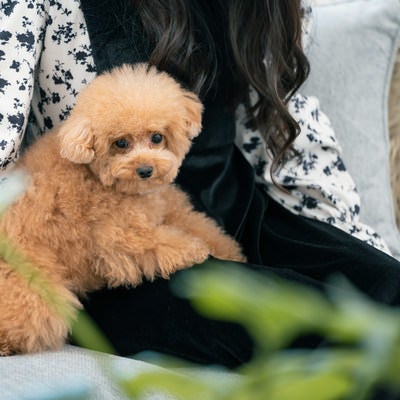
(0, 0, 391, 254)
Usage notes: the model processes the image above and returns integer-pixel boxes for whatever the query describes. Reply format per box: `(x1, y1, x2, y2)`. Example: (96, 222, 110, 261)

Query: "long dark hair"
(132, 0, 309, 171)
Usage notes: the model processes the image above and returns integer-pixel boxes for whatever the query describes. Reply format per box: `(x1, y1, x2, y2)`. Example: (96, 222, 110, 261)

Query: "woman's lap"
(80, 195, 400, 367)
(260, 198, 400, 304)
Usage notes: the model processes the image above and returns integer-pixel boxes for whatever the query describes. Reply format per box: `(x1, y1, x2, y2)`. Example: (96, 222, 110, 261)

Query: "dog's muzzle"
(136, 165, 153, 179)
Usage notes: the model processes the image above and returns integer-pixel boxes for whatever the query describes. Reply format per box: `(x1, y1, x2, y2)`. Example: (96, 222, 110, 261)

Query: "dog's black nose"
(136, 165, 153, 179)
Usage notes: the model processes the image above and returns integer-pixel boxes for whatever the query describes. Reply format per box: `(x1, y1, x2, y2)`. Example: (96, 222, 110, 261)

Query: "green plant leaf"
(119, 370, 221, 400)
(71, 310, 116, 355)
(175, 261, 334, 351)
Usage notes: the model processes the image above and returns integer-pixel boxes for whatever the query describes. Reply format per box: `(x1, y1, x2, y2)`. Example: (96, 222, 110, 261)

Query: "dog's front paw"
(209, 237, 247, 263)
(223, 252, 247, 263)
(143, 229, 211, 279)
(212, 250, 247, 263)
(152, 236, 210, 279)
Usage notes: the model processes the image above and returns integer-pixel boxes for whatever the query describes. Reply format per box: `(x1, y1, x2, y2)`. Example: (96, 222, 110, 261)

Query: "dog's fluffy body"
(0, 64, 244, 355)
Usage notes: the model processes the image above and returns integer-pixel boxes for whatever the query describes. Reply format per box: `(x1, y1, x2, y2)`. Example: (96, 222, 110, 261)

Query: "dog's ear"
(58, 117, 95, 164)
(183, 92, 203, 139)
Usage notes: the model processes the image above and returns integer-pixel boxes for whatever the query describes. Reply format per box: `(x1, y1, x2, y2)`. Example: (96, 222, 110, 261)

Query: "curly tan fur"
(0, 64, 245, 355)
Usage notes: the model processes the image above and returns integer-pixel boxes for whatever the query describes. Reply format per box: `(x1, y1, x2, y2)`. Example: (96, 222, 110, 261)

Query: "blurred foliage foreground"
(2, 173, 400, 400)
(116, 263, 400, 400)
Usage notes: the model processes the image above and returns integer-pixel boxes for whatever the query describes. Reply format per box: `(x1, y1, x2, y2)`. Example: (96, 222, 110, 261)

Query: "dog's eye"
(114, 138, 129, 149)
(150, 133, 163, 144)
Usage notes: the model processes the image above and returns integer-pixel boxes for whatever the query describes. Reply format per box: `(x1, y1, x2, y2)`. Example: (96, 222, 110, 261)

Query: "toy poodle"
(0, 63, 245, 355)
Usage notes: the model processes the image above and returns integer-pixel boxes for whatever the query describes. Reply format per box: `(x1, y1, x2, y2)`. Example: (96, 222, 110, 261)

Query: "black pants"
(81, 195, 400, 368)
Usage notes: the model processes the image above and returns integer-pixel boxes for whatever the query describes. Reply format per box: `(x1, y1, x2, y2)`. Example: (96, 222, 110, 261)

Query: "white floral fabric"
(0, 0, 391, 254)
(0, 0, 95, 169)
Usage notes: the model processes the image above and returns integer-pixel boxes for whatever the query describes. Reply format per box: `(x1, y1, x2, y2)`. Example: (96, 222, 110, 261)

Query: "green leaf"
(119, 370, 221, 400)
(175, 261, 333, 351)
(0, 233, 77, 324)
(71, 310, 116, 355)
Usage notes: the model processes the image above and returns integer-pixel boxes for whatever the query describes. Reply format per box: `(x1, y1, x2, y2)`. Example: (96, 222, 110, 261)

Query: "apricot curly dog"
(0, 64, 245, 355)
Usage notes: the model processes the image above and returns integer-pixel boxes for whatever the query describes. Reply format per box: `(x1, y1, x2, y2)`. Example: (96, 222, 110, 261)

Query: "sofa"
(1, 0, 400, 399)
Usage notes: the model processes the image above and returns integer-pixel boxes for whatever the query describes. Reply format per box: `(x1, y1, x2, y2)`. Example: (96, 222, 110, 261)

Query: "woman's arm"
(0, 1, 48, 170)
(235, 1, 391, 255)
(235, 93, 391, 255)
(0, 0, 96, 172)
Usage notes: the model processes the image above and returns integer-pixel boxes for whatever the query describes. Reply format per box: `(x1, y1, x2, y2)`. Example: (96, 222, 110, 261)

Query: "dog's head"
(58, 64, 203, 194)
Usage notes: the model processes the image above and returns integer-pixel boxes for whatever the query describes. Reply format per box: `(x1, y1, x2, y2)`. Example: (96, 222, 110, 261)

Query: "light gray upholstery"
(302, 0, 400, 257)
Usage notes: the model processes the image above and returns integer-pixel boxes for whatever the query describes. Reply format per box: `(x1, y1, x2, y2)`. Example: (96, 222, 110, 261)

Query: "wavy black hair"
(131, 0, 309, 171)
